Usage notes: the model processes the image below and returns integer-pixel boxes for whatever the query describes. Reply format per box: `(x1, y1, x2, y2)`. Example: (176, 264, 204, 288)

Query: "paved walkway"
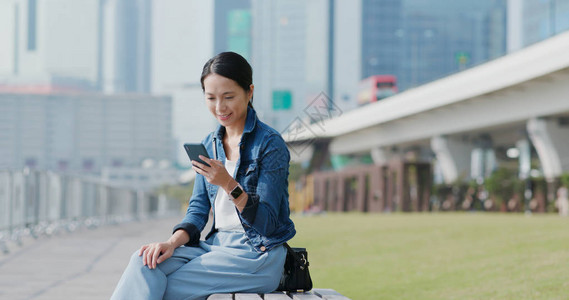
(0, 215, 189, 300)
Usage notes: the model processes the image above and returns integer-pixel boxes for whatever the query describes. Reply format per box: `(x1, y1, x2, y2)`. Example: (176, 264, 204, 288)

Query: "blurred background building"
(214, 0, 252, 61)
(365, 0, 507, 90)
(0, 0, 172, 189)
(1, 0, 569, 191)
(0, 91, 175, 190)
(249, 0, 508, 130)
(151, 0, 216, 168)
(508, 0, 569, 52)
(251, 0, 310, 130)
(0, 0, 152, 93)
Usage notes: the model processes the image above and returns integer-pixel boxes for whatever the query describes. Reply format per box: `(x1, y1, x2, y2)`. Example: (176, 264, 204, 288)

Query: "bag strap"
(283, 242, 295, 254)
(283, 243, 308, 268)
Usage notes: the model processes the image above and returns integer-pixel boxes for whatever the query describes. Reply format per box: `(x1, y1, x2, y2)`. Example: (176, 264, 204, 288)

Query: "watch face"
(231, 185, 243, 199)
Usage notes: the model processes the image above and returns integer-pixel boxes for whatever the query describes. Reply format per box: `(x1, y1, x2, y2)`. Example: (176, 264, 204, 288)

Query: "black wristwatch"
(229, 183, 244, 200)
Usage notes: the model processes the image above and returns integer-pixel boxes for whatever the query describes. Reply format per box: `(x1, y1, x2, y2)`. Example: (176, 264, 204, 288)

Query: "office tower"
(103, 0, 152, 93)
(251, 0, 309, 131)
(0, 0, 152, 93)
(214, 0, 252, 61)
(0, 0, 100, 88)
(361, 0, 507, 92)
(520, 0, 569, 47)
(0, 93, 173, 175)
(152, 0, 217, 166)
(361, 0, 403, 86)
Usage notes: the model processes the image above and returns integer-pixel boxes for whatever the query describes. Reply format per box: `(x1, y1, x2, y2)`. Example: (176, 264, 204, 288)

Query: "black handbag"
(277, 243, 313, 292)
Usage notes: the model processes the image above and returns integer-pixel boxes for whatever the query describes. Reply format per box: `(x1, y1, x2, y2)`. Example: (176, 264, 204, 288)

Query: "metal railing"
(0, 169, 181, 254)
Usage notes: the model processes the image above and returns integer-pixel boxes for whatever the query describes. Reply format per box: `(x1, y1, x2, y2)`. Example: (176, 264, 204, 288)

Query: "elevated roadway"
(286, 30, 569, 183)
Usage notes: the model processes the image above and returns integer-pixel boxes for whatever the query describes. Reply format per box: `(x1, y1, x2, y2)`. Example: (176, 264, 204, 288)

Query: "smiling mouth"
(218, 113, 232, 120)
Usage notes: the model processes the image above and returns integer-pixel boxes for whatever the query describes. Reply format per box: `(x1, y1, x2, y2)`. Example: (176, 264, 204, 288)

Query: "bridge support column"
(516, 138, 532, 213)
(470, 147, 496, 181)
(527, 118, 569, 180)
(371, 147, 389, 165)
(430, 136, 474, 184)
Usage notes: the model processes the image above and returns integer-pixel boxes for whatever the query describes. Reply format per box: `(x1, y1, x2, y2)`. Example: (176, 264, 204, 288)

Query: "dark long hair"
(200, 52, 254, 108)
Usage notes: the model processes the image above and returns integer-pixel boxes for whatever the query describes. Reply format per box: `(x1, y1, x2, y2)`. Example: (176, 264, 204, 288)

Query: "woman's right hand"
(139, 241, 175, 269)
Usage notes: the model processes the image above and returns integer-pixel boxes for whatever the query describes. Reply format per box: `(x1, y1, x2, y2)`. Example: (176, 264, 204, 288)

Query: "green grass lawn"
(289, 212, 569, 300)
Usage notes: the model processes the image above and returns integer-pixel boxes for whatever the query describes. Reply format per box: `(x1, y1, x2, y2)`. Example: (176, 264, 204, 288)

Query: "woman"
(111, 52, 296, 300)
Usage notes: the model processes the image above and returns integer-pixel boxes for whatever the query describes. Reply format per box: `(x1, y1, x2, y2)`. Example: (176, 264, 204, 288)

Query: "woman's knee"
(127, 250, 144, 267)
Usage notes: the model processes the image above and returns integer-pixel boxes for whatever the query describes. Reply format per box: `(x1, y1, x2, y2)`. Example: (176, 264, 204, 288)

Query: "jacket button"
(260, 246, 266, 252)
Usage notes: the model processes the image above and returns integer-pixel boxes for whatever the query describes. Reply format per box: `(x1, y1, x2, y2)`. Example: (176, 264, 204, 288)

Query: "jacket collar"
(214, 106, 257, 139)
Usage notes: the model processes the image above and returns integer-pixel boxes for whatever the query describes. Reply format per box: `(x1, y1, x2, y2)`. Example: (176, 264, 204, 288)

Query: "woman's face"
(203, 73, 253, 129)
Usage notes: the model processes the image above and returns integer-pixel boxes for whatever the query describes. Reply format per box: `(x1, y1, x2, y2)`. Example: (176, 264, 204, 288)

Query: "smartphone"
(183, 143, 211, 167)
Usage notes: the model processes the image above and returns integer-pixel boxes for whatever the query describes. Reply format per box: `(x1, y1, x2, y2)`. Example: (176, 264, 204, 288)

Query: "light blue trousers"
(110, 231, 286, 300)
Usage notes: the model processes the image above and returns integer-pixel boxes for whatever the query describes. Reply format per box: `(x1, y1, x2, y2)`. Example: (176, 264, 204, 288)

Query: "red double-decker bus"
(357, 75, 397, 106)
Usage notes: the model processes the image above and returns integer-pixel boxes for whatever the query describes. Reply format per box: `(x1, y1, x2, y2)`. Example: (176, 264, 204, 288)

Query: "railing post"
(98, 184, 108, 225)
(136, 190, 146, 220)
(37, 171, 49, 236)
(47, 172, 62, 234)
(0, 171, 11, 254)
(12, 171, 25, 246)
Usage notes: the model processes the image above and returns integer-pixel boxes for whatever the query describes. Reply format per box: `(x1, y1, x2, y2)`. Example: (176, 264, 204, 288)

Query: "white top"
(214, 159, 245, 232)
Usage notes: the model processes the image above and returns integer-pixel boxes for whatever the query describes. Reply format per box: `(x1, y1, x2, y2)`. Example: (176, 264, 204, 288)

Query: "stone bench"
(207, 289, 351, 299)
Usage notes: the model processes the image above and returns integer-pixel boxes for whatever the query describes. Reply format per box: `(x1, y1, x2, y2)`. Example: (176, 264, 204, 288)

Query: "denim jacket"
(173, 106, 296, 252)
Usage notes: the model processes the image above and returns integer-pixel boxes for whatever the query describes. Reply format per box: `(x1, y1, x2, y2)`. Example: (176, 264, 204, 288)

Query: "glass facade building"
(214, 0, 252, 61)
(522, 0, 569, 46)
(250, 0, 308, 131)
(0, 92, 173, 174)
(362, 0, 507, 91)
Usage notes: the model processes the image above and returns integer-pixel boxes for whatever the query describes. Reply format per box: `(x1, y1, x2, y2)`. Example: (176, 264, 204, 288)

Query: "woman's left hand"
(192, 155, 233, 190)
